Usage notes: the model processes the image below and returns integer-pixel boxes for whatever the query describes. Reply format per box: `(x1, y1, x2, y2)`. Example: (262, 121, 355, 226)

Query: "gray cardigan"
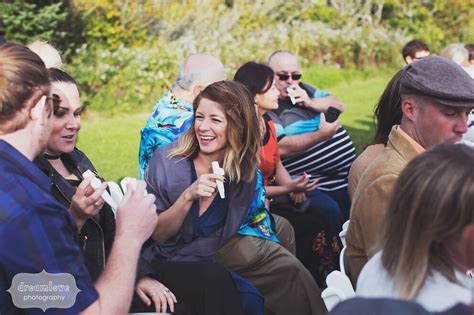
(141, 143, 257, 266)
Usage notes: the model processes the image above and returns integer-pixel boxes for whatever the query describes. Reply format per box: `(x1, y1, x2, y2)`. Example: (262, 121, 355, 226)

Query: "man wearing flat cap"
(346, 56, 474, 286)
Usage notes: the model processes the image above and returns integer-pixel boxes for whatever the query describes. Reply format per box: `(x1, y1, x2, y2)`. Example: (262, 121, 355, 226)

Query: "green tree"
(0, 0, 85, 57)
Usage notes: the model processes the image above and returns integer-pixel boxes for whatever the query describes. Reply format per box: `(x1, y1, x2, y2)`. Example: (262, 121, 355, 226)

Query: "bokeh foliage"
(1, 0, 472, 112)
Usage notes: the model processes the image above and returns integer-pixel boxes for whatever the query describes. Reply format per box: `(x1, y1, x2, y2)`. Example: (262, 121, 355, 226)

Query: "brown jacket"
(348, 143, 385, 199)
(346, 126, 420, 286)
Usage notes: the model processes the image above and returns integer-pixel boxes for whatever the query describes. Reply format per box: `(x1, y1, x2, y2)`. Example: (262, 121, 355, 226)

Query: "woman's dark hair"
(402, 40, 430, 61)
(233, 61, 274, 98)
(370, 69, 404, 146)
(48, 68, 77, 85)
(47, 68, 80, 102)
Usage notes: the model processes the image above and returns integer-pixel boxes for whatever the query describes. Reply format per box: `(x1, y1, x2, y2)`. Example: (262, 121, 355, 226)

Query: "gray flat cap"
(400, 56, 474, 107)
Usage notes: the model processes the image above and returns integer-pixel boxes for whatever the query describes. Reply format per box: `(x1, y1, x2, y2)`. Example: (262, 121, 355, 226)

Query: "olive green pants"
(215, 215, 326, 315)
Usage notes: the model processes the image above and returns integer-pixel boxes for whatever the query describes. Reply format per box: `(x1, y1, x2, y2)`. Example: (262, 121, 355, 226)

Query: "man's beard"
(36, 117, 53, 158)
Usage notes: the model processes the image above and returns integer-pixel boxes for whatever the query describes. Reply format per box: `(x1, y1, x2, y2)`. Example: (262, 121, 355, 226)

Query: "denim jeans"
(306, 187, 351, 235)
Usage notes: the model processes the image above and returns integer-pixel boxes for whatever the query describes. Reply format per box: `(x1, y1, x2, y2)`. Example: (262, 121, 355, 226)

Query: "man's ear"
(192, 84, 205, 99)
(27, 89, 47, 121)
(401, 96, 417, 122)
(405, 56, 413, 64)
(254, 94, 260, 105)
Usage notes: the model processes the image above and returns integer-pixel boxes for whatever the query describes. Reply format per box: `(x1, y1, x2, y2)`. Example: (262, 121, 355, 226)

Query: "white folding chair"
(321, 287, 345, 312)
(338, 219, 350, 247)
(321, 270, 355, 311)
(326, 270, 355, 297)
(339, 246, 347, 276)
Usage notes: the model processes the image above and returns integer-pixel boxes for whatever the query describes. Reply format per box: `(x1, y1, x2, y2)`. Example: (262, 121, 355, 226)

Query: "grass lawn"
(77, 71, 396, 182)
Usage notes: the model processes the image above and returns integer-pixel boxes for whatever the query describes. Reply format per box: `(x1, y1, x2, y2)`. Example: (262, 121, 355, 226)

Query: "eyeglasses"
(276, 72, 302, 81)
(44, 93, 62, 112)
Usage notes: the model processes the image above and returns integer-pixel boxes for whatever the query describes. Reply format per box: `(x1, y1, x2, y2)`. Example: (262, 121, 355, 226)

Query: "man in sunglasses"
(267, 50, 356, 236)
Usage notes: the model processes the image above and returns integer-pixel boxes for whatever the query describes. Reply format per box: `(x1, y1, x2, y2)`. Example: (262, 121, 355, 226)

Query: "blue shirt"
(238, 169, 279, 242)
(0, 140, 98, 314)
(189, 162, 229, 238)
(138, 90, 194, 178)
(270, 83, 330, 138)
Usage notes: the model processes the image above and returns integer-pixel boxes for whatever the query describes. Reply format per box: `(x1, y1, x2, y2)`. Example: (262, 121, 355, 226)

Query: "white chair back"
(326, 270, 355, 297)
(321, 270, 355, 311)
(338, 219, 350, 247)
(321, 287, 345, 312)
(339, 246, 347, 276)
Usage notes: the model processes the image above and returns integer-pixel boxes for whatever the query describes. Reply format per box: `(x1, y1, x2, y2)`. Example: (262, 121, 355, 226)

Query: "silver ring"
(93, 201, 101, 209)
(164, 288, 170, 293)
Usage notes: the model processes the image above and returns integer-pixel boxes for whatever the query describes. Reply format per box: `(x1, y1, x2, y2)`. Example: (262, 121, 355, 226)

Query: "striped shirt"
(269, 82, 356, 191)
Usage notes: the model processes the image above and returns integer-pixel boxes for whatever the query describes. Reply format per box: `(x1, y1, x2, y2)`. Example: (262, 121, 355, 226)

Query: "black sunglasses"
(276, 73, 302, 81)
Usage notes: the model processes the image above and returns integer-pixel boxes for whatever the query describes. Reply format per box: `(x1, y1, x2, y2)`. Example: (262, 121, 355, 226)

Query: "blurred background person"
(402, 40, 430, 64)
(463, 43, 474, 143)
(28, 40, 63, 69)
(440, 43, 474, 144)
(440, 43, 469, 68)
(464, 43, 474, 78)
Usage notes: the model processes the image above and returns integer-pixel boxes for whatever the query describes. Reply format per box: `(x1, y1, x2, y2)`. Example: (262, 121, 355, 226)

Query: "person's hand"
(288, 84, 311, 106)
(317, 112, 340, 140)
(307, 96, 345, 113)
(135, 276, 177, 313)
(290, 174, 319, 193)
(115, 181, 157, 245)
(315, 98, 345, 113)
(69, 175, 108, 229)
(328, 99, 345, 112)
(290, 192, 306, 204)
(183, 173, 225, 201)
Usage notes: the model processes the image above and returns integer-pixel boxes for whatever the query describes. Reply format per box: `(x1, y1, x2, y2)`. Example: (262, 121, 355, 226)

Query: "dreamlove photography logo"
(7, 270, 80, 311)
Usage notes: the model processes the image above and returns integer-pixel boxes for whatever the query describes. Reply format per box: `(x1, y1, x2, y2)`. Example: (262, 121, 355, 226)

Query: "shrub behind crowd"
(1, 0, 472, 112)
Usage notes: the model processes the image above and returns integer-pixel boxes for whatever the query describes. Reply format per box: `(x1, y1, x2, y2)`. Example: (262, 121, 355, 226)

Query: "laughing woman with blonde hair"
(356, 144, 474, 311)
(144, 80, 326, 315)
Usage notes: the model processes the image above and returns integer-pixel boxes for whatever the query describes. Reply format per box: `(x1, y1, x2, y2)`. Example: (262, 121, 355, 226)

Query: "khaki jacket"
(346, 126, 420, 286)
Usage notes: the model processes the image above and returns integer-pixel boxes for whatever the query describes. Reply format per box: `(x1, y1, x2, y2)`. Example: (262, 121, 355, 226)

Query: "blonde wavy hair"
(170, 80, 260, 182)
(381, 143, 474, 299)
